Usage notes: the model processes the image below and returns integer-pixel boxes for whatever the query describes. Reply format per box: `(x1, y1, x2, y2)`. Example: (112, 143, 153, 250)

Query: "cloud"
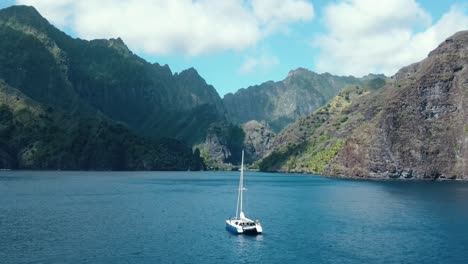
(239, 54, 279, 74)
(17, 0, 314, 56)
(315, 0, 468, 76)
(252, 0, 314, 32)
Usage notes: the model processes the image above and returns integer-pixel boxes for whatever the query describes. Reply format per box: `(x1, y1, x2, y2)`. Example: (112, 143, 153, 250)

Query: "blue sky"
(1, 0, 467, 96)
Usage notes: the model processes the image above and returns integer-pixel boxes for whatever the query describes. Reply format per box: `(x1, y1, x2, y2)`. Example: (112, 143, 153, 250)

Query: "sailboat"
(225, 150, 263, 235)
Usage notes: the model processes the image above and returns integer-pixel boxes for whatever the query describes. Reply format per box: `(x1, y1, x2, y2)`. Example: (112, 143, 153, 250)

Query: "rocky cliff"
(329, 30, 468, 180)
(196, 120, 276, 169)
(260, 30, 468, 180)
(242, 120, 276, 163)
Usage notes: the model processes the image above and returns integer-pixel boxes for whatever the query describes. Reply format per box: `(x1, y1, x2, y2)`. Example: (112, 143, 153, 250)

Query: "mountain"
(223, 69, 379, 131)
(0, 5, 225, 146)
(260, 30, 468, 180)
(0, 5, 215, 170)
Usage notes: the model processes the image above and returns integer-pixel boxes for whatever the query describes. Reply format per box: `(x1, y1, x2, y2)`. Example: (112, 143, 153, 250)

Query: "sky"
(1, 0, 468, 96)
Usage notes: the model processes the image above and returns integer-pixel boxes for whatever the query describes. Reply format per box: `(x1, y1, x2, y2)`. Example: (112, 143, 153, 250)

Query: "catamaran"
(225, 150, 263, 235)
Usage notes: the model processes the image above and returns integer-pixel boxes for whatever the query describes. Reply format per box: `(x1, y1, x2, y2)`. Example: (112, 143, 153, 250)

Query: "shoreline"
(2, 168, 468, 182)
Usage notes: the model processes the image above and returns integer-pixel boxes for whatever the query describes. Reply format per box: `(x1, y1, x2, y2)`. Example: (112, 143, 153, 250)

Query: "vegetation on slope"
(0, 81, 202, 170)
(259, 78, 387, 173)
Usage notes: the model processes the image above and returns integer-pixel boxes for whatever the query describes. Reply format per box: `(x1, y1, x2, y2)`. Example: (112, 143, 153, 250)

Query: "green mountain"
(0, 5, 215, 170)
(223, 69, 381, 131)
(260, 30, 468, 180)
(0, 5, 225, 146)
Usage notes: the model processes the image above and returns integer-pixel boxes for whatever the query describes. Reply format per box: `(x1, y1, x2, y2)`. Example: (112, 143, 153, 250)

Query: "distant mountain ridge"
(223, 68, 385, 131)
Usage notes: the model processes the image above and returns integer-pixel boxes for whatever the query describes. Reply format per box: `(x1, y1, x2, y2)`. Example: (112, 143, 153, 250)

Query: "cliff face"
(195, 120, 276, 169)
(328, 31, 468, 180)
(260, 30, 468, 180)
(195, 123, 244, 169)
(223, 69, 367, 131)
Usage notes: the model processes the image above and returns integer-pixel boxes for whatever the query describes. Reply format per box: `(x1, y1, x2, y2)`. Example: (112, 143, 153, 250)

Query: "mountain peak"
(178, 67, 202, 78)
(0, 5, 50, 29)
(1, 5, 40, 15)
(287, 67, 311, 77)
(108, 37, 132, 56)
(395, 30, 468, 81)
(109, 37, 125, 46)
(180, 67, 198, 74)
(428, 30, 468, 57)
(153, 63, 173, 76)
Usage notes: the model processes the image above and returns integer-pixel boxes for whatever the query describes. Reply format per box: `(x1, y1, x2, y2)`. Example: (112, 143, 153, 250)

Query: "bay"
(1, 171, 468, 264)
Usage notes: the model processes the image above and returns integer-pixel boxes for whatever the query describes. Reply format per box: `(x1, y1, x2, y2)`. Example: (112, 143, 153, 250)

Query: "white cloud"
(239, 54, 279, 74)
(252, 0, 314, 32)
(17, 0, 314, 56)
(315, 0, 468, 76)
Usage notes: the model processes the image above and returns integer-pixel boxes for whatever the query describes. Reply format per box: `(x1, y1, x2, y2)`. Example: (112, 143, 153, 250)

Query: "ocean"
(1, 171, 468, 264)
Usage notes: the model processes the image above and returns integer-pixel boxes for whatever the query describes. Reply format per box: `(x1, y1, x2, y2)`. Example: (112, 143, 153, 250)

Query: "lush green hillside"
(259, 77, 386, 173)
(0, 81, 203, 170)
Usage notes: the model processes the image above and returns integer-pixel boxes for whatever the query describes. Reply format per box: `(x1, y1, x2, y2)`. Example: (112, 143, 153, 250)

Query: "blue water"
(1, 171, 468, 264)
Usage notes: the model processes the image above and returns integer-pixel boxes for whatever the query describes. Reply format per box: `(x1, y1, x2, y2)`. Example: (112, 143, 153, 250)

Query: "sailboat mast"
(236, 150, 244, 219)
(240, 150, 244, 215)
(235, 178, 240, 219)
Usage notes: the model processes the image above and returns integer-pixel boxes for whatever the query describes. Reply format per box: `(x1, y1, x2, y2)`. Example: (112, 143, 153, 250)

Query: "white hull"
(226, 219, 262, 234)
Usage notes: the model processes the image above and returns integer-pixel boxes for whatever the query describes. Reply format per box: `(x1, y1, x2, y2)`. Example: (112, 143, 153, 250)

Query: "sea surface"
(1, 171, 468, 264)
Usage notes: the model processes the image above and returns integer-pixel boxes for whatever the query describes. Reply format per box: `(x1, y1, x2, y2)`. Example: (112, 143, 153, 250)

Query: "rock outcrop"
(242, 120, 276, 162)
(195, 123, 244, 169)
